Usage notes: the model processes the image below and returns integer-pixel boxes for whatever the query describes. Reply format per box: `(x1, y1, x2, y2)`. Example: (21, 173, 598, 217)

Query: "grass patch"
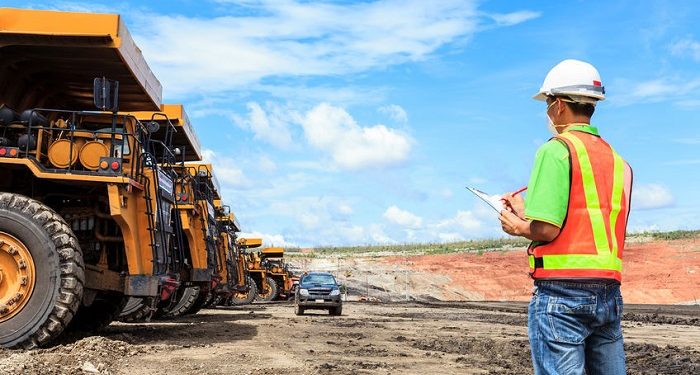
(283, 229, 699, 257)
(630, 229, 700, 241)
(288, 237, 531, 256)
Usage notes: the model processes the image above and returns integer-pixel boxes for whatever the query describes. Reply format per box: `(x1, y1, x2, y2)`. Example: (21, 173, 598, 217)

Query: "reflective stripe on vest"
(528, 131, 632, 282)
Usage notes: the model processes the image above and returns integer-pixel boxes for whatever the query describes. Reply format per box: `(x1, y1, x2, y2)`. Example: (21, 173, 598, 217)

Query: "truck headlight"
(330, 289, 340, 296)
(299, 289, 309, 296)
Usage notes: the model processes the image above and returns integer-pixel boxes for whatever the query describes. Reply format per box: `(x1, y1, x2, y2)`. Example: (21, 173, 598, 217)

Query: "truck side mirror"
(93, 77, 120, 112)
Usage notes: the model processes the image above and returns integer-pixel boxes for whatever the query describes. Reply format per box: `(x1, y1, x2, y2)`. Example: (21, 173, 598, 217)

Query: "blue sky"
(11, 0, 700, 247)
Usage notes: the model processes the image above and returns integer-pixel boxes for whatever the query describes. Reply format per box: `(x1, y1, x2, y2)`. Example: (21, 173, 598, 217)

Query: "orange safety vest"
(528, 130, 633, 282)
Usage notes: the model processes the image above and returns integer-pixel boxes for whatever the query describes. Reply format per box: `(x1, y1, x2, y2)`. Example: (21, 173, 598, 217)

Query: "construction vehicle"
(259, 247, 297, 300)
(241, 245, 296, 302)
(0, 8, 199, 347)
(229, 237, 263, 305)
(202, 201, 250, 307)
(147, 162, 221, 319)
(118, 105, 206, 322)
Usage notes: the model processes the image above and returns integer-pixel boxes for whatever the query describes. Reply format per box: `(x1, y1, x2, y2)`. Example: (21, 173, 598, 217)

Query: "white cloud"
(130, 1, 541, 95)
(201, 149, 253, 190)
(368, 224, 395, 244)
(378, 104, 408, 124)
(435, 210, 483, 231)
(488, 10, 541, 27)
(383, 206, 423, 229)
(258, 154, 277, 172)
(231, 102, 293, 148)
(299, 103, 413, 170)
(633, 184, 674, 210)
(237, 231, 295, 248)
(671, 37, 700, 61)
(611, 77, 700, 106)
(337, 203, 354, 215)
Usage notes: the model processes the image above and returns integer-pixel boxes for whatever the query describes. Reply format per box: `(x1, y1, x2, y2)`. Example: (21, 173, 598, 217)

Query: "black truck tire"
(161, 286, 200, 318)
(255, 276, 279, 302)
(0, 193, 85, 348)
(118, 297, 156, 323)
(182, 287, 209, 315)
(329, 305, 343, 316)
(231, 276, 256, 305)
(69, 292, 127, 331)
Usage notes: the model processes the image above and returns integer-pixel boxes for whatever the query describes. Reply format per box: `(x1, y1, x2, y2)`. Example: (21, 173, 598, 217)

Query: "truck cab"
(294, 272, 342, 316)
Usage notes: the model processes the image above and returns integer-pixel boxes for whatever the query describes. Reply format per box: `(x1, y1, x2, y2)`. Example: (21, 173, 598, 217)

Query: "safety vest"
(528, 130, 633, 282)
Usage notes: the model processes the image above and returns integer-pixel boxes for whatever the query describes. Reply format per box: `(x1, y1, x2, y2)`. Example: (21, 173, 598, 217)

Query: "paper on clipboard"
(466, 187, 505, 213)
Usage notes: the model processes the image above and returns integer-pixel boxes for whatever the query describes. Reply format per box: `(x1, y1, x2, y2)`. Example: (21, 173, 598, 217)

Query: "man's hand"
(502, 193, 525, 219)
(500, 210, 562, 242)
(499, 209, 528, 237)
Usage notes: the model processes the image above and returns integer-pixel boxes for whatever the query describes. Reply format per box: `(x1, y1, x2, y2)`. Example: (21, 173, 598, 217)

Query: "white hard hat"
(533, 59, 605, 104)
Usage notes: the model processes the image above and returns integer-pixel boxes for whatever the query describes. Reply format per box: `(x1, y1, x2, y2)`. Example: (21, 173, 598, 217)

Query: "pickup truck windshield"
(302, 274, 336, 285)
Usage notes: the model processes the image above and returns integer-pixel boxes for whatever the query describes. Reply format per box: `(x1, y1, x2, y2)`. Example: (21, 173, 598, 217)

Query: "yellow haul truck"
(259, 247, 297, 300)
(229, 237, 263, 305)
(118, 105, 205, 321)
(244, 246, 282, 302)
(203, 201, 247, 307)
(0, 9, 190, 347)
(160, 162, 223, 317)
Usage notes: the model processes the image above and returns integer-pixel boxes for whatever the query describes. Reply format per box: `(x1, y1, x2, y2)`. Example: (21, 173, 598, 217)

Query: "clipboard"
(466, 187, 505, 213)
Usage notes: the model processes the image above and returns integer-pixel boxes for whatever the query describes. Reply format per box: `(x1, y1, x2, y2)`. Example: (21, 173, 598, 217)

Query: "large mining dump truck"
(0, 8, 199, 347)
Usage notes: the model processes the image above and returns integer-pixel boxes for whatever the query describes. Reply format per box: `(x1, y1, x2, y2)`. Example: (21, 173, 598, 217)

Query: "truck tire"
(118, 297, 155, 323)
(161, 286, 200, 318)
(255, 276, 279, 302)
(231, 276, 256, 305)
(69, 292, 127, 331)
(0, 193, 85, 348)
(182, 287, 209, 316)
(329, 305, 342, 316)
(200, 289, 217, 309)
(294, 303, 304, 316)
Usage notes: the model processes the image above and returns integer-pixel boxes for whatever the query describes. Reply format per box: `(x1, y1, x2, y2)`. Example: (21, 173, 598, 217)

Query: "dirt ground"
(1, 301, 699, 375)
(366, 237, 700, 304)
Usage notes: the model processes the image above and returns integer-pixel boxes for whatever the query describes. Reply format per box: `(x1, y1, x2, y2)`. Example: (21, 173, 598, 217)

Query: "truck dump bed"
(131, 104, 202, 161)
(0, 8, 161, 111)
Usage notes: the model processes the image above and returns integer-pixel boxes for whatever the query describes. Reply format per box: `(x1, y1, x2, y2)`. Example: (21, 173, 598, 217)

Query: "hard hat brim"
(532, 92, 548, 101)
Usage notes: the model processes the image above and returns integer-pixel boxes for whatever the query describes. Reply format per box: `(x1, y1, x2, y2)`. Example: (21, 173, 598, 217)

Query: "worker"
(499, 59, 632, 375)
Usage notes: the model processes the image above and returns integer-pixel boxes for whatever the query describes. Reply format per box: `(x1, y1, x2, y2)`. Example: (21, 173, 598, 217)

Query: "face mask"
(546, 101, 558, 136)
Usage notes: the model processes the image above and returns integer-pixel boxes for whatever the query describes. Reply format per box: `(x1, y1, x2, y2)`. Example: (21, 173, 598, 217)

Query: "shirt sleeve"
(524, 139, 571, 228)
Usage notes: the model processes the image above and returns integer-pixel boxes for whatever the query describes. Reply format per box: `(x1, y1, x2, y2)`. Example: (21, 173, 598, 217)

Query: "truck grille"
(309, 288, 332, 297)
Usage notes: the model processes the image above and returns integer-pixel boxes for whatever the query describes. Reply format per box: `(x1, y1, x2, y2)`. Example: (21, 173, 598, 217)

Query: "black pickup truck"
(294, 272, 342, 316)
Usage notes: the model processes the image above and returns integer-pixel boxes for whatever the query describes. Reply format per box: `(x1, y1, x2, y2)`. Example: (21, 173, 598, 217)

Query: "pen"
(511, 186, 528, 197)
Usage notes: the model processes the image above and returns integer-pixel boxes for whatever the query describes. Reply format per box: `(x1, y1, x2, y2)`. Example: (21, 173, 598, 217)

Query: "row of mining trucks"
(0, 8, 294, 348)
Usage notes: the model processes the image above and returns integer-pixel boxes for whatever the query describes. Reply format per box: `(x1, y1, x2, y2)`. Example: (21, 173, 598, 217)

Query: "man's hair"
(563, 98, 595, 118)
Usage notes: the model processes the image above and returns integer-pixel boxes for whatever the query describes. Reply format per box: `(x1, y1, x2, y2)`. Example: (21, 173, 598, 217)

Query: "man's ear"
(556, 98, 566, 115)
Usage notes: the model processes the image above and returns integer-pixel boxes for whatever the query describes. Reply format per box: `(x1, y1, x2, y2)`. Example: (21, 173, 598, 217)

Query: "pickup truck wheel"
(329, 306, 342, 316)
(294, 303, 304, 316)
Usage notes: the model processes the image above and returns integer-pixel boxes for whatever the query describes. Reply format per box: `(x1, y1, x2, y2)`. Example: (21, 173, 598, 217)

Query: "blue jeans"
(528, 280, 626, 375)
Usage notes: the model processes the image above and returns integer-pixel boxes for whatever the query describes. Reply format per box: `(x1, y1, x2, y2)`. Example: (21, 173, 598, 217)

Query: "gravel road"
(1, 301, 699, 374)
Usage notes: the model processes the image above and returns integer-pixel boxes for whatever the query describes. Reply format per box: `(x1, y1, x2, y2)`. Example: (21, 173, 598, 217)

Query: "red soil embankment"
(385, 238, 700, 304)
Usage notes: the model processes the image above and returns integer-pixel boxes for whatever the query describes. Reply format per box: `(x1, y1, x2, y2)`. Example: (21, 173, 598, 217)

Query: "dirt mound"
(410, 336, 532, 374)
(379, 237, 700, 304)
(627, 343, 700, 375)
(0, 336, 162, 374)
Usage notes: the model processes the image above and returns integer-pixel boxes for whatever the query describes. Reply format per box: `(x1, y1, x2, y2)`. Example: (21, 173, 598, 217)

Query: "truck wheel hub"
(0, 232, 36, 322)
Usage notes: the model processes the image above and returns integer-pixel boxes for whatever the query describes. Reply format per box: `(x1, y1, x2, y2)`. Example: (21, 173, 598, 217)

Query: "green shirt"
(524, 125, 600, 228)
